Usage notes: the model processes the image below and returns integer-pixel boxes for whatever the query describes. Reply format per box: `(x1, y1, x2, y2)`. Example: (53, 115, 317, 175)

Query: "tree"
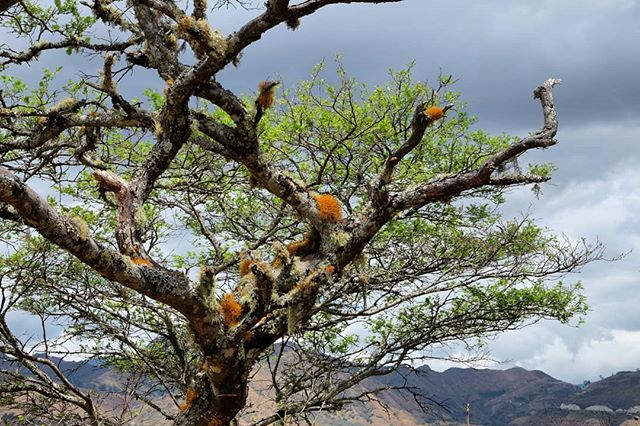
(0, 1, 602, 425)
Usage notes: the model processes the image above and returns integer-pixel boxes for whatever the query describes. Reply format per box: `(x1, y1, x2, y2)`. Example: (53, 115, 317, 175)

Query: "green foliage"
(256, 62, 526, 211)
(144, 88, 166, 110)
(1, 0, 95, 39)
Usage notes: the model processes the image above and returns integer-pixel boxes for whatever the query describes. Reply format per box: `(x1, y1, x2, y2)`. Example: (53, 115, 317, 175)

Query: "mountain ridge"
(1, 354, 639, 425)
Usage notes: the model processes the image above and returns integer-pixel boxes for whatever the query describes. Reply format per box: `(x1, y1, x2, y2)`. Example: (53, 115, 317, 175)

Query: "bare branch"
(0, 36, 142, 66)
(369, 102, 453, 207)
(393, 79, 560, 211)
(0, 109, 153, 155)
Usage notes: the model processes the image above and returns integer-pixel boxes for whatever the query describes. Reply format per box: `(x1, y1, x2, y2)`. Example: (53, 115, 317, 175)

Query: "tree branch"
(369, 102, 453, 207)
(392, 78, 560, 211)
(131, 1, 181, 81)
(0, 0, 18, 13)
(0, 166, 219, 345)
(336, 79, 561, 269)
(0, 110, 152, 155)
(0, 36, 142, 66)
(488, 174, 550, 186)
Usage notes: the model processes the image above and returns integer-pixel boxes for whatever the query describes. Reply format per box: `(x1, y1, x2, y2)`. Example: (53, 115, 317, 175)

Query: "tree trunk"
(175, 352, 251, 426)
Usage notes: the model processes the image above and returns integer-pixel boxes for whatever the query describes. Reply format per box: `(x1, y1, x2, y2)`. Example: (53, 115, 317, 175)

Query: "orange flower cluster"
(425, 105, 445, 122)
(313, 193, 342, 222)
(219, 293, 243, 327)
(178, 387, 199, 411)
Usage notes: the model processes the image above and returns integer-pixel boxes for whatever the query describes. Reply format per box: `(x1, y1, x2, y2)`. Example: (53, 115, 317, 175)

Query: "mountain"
(567, 370, 640, 410)
(397, 365, 579, 424)
(2, 353, 640, 425)
(0, 354, 124, 392)
(354, 366, 640, 425)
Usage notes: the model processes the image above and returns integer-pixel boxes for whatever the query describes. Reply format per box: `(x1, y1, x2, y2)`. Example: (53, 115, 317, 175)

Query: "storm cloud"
(210, 0, 640, 383)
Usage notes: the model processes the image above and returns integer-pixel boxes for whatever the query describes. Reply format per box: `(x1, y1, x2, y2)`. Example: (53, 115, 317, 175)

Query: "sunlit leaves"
(2, 0, 95, 39)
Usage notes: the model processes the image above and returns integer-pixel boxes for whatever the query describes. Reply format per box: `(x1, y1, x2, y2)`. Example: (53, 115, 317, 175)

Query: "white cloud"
(542, 163, 640, 239)
(508, 330, 640, 383)
(471, 156, 640, 384)
(4, 310, 65, 349)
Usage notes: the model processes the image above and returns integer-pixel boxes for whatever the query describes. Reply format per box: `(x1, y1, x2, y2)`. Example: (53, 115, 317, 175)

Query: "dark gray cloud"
(214, 0, 640, 133)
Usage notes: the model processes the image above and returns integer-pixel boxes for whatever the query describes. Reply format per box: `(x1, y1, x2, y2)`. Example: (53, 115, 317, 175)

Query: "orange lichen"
(239, 258, 253, 276)
(313, 193, 343, 222)
(219, 293, 243, 327)
(131, 257, 153, 267)
(425, 105, 445, 122)
(286, 236, 309, 256)
(271, 256, 283, 268)
(325, 265, 335, 274)
(178, 387, 199, 412)
(256, 80, 278, 109)
(286, 230, 321, 258)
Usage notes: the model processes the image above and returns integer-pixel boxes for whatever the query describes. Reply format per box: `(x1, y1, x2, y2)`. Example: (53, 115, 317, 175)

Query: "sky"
(183, 0, 640, 384)
(3, 0, 640, 384)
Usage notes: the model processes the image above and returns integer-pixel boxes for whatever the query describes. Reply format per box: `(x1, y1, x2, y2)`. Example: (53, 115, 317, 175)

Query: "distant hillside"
(0, 354, 124, 392)
(567, 370, 640, 409)
(402, 365, 579, 424)
(2, 353, 640, 425)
